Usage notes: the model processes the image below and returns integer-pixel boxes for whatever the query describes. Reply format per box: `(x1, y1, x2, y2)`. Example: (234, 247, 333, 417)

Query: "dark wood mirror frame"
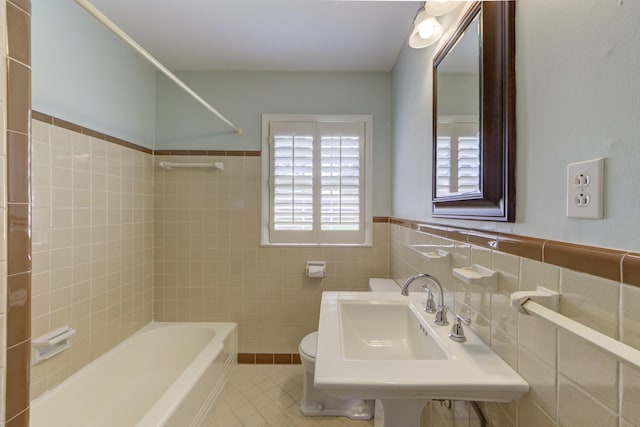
(432, 1, 516, 222)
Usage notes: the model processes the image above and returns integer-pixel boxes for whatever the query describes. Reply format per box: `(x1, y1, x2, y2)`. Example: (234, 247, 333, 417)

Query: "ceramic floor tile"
(206, 365, 374, 427)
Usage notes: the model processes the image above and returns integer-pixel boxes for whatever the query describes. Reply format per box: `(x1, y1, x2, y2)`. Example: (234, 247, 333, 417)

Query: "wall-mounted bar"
(73, 0, 242, 135)
(512, 295, 640, 370)
(159, 161, 224, 171)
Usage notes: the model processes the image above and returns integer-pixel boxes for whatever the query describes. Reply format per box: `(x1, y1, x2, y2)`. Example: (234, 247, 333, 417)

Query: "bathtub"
(31, 322, 237, 427)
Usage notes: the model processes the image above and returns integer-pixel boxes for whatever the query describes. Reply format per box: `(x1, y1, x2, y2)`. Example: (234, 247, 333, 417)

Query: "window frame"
(261, 114, 373, 247)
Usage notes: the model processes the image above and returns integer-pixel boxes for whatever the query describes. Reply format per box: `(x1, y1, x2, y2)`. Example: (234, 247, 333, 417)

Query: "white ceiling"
(88, 0, 422, 72)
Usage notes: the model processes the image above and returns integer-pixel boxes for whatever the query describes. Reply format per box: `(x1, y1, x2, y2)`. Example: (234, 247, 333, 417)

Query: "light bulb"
(418, 20, 438, 39)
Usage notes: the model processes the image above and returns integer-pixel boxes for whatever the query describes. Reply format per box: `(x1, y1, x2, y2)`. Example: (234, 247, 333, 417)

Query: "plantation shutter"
(436, 120, 480, 197)
(318, 122, 365, 244)
(269, 121, 316, 243)
(267, 120, 366, 245)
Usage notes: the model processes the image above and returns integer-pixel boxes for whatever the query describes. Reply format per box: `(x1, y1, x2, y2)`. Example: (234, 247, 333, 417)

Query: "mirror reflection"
(435, 15, 480, 198)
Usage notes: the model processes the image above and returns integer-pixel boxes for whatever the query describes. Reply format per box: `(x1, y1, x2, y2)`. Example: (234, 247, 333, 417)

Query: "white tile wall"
(153, 155, 389, 354)
(389, 223, 640, 427)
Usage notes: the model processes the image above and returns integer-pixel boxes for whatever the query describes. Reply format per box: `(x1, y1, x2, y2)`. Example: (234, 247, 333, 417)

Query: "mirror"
(432, 1, 515, 222)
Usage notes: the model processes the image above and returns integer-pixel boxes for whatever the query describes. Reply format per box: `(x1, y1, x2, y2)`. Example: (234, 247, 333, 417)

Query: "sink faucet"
(449, 314, 472, 342)
(401, 273, 449, 326)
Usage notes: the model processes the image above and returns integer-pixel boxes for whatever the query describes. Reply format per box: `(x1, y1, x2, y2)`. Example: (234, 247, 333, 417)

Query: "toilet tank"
(368, 278, 400, 292)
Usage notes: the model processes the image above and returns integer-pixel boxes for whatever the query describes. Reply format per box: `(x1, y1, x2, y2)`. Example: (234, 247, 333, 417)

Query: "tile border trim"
(154, 150, 261, 157)
(389, 217, 639, 286)
(7, 3, 32, 425)
(238, 353, 302, 365)
(30, 115, 639, 284)
(32, 111, 262, 157)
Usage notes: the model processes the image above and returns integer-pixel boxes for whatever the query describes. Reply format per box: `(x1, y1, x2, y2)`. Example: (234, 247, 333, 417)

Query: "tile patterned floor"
(205, 364, 375, 427)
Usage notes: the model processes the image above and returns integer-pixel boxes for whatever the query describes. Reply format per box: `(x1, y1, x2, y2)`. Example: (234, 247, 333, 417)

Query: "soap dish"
(453, 264, 498, 290)
(408, 245, 451, 265)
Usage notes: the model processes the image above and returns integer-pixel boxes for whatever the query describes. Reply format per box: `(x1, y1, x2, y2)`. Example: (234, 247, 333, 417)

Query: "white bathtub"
(31, 322, 237, 427)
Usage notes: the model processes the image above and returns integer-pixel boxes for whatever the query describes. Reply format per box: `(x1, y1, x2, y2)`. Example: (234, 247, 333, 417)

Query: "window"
(261, 115, 372, 246)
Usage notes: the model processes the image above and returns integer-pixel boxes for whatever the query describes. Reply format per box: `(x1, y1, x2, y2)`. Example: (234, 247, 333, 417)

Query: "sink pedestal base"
(375, 399, 430, 427)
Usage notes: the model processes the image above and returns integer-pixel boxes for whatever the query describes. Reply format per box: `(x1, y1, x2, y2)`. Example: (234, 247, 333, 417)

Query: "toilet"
(299, 331, 374, 420)
(298, 278, 398, 420)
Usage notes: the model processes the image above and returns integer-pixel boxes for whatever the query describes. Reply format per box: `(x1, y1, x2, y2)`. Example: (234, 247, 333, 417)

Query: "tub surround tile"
(7, 130, 30, 203)
(52, 117, 81, 134)
(8, 0, 31, 14)
(7, 59, 30, 134)
(7, 203, 30, 275)
(7, 1, 30, 65)
(29, 121, 154, 399)
(30, 110, 51, 124)
(6, 408, 29, 427)
(154, 149, 260, 156)
(32, 111, 152, 155)
(6, 340, 30, 421)
(7, 272, 30, 348)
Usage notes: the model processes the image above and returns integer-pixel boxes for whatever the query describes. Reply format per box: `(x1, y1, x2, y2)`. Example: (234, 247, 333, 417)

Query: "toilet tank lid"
(300, 331, 318, 358)
(368, 278, 400, 292)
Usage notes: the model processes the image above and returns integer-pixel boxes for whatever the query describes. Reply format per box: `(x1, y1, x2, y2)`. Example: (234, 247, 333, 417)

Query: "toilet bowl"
(299, 331, 374, 419)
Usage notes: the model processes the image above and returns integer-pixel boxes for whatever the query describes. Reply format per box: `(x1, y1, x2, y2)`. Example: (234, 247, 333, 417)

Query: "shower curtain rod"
(73, 0, 242, 135)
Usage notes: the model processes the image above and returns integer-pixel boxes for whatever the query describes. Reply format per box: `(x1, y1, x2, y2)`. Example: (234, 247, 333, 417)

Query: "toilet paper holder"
(306, 261, 326, 278)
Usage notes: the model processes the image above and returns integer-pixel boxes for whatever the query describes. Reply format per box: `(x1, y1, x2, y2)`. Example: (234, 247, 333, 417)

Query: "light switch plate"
(567, 158, 604, 219)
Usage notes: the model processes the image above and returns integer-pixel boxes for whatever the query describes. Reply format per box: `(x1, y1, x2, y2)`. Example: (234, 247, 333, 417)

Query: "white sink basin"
(315, 292, 529, 427)
(339, 301, 448, 360)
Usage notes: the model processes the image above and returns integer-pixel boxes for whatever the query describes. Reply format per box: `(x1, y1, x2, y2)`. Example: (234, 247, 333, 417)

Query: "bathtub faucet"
(401, 273, 449, 326)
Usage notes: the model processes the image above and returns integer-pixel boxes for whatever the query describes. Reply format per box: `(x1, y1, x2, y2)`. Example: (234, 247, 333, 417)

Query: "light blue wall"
(438, 73, 479, 117)
(392, 0, 640, 252)
(156, 71, 392, 215)
(32, 0, 156, 148)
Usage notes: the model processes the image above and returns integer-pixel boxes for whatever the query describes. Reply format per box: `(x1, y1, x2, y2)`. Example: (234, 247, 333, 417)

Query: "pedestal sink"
(314, 292, 529, 427)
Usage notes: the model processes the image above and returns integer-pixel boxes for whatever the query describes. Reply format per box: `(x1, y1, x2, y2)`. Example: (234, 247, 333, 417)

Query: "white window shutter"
(436, 119, 480, 197)
(261, 115, 371, 246)
(269, 122, 316, 243)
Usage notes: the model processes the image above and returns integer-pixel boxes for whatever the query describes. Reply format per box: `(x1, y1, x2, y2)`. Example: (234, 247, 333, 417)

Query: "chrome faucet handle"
(422, 285, 436, 313)
(434, 305, 449, 326)
(448, 314, 472, 342)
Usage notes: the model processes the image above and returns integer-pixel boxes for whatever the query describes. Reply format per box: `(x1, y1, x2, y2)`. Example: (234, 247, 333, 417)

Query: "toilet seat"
(299, 332, 318, 359)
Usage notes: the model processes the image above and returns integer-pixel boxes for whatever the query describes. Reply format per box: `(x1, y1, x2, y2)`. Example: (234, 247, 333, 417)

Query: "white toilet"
(299, 331, 374, 419)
